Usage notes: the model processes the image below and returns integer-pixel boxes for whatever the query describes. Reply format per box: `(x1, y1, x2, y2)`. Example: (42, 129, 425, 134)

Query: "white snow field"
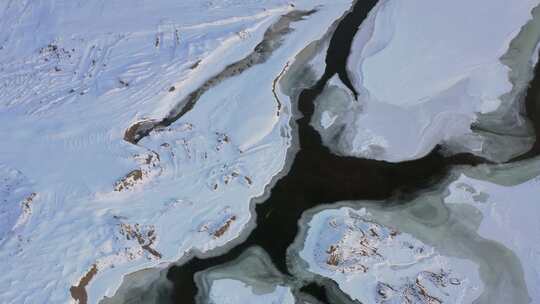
(314, 0, 540, 162)
(289, 157, 540, 304)
(0, 0, 355, 303)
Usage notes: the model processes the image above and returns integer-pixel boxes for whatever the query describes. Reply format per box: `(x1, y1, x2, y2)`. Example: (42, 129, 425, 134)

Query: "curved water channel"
(121, 0, 540, 302)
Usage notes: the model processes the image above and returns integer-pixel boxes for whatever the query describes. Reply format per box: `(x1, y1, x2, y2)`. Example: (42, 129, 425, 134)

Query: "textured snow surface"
(0, 164, 35, 245)
(0, 0, 354, 302)
(315, 0, 540, 162)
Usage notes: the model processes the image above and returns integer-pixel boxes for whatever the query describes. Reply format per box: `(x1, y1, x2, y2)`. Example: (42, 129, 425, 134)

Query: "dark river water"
(162, 0, 532, 303)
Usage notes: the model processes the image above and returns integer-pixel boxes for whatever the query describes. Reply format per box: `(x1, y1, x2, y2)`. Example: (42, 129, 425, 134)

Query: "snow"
(289, 157, 540, 303)
(195, 247, 296, 304)
(319, 111, 337, 129)
(0, 0, 355, 303)
(445, 159, 540, 303)
(360, 1, 521, 108)
(0, 164, 35, 245)
(314, 0, 540, 162)
(100, 264, 172, 304)
(290, 207, 483, 304)
(208, 279, 295, 304)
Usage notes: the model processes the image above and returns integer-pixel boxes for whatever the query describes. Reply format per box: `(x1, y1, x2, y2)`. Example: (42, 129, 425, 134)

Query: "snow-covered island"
(288, 156, 540, 304)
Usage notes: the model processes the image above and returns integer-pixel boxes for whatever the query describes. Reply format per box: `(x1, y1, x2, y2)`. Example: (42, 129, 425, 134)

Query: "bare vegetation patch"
(119, 223, 162, 259)
(213, 215, 237, 238)
(114, 169, 143, 192)
(69, 264, 98, 304)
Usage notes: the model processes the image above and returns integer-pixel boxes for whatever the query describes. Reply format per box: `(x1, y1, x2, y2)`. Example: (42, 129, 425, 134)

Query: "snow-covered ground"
(0, 164, 35, 245)
(289, 157, 540, 303)
(0, 0, 355, 302)
(314, 0, 540, 162)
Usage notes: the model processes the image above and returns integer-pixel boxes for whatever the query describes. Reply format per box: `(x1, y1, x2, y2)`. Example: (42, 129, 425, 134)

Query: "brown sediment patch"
(21, 192, 37, 215)
(272, 61, 290, 116)
(189, 60, 201, 70)
(375, 269, 460, 303)
(123, 119, 158, 144)
(213, 215, 237, 238)
(113, 151, 160, 192)
(142, 244, 162, 259)
(326, 245, 340, 266)
(215, 132, 231, 151)
(144, 152, 160, 164)
(413, 278, 443, 304)
(70, 264, 98, 304)
(114, 169, 143, 192)
(119, 223, 162, 259)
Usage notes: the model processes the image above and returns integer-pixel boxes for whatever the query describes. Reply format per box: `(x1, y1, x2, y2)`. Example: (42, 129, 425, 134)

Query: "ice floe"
(196, 247, 296, 304)
(314, 0, 540, 162)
